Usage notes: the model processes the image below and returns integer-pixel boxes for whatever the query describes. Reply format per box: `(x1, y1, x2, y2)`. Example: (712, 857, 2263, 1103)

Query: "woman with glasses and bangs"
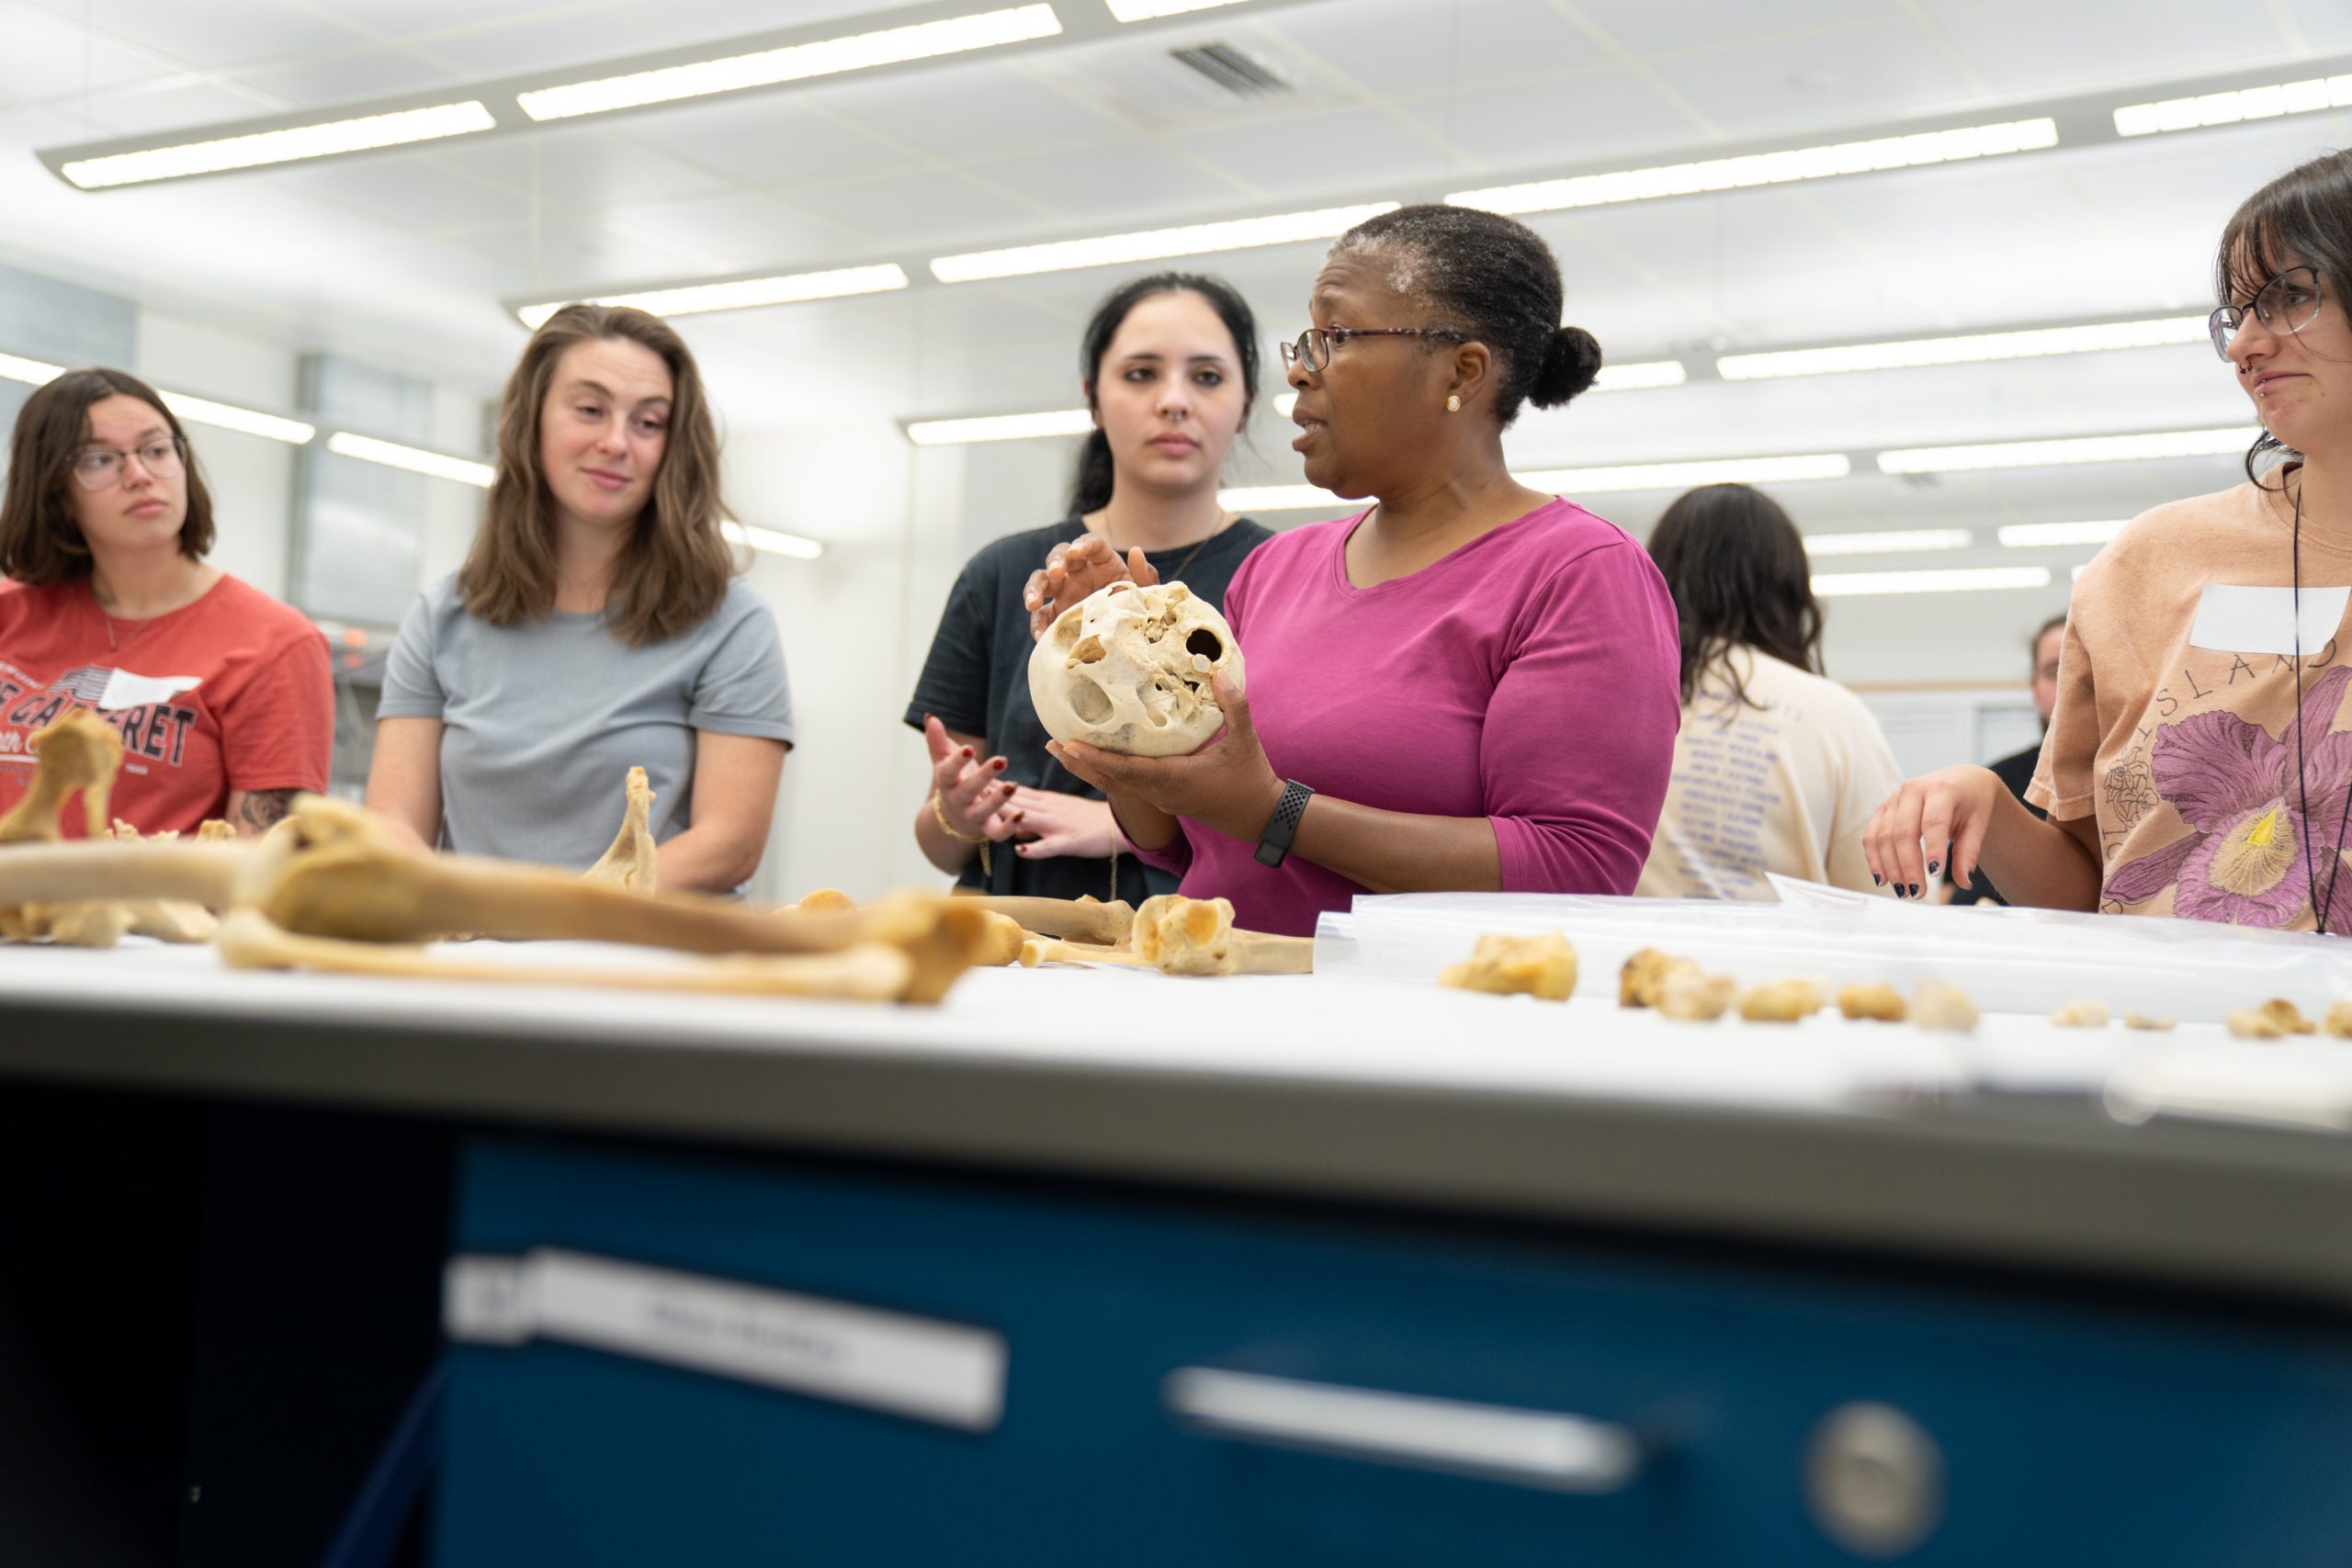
(1042, 204, 1684, 937)
(1869, 149, 2352, 933)
(0, 368, 331, 837)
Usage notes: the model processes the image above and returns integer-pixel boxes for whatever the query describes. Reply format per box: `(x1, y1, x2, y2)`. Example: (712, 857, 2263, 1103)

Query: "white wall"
(134, 310, 301, 600)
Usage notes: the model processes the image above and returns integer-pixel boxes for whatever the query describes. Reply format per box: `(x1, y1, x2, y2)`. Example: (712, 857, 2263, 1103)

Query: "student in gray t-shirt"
(366, 305, 792, 891)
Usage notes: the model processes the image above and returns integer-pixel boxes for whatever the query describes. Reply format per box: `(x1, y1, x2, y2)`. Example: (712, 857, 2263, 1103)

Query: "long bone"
(106, 819, 227, 942)
(217, 910, 914, 1001)
(1019, 895, 1313, 976)
(0, 795, 994, 1002)
(956, 894, 1135, 946)
(793, 887, 1025, 966)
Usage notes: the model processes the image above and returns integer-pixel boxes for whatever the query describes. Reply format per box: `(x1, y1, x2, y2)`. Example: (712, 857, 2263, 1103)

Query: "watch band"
(1254, 779, 1315, 868)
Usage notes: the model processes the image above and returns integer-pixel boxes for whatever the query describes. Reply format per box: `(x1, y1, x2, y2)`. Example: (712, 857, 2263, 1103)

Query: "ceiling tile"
(0, 8, 186, 105)
(1409, 67, 1700, 175)
(627, 96, 907, 187)
(603, 0, 919, 46)
(802, 62, 1125, 165)
(601, 190, 864, 271)
(962, 139, 1250, 225)
(2280, 0, 2352, 51)
(1931, 0, 2301, 98)
(424, 124, 738, 210)
(1578, 0, 1907, 46)
(444, 216, 727, 288)
(1162, 103, 1454, 203)
(294, 0, 606, 39)
(776, 166, 1054, 244)
(1662, 18, 1983, 141)
(78, 0, 370, 70)
(268, 152, 527, 234)
(1252, 0, 1604, 99)
(223, 48, 465, 106)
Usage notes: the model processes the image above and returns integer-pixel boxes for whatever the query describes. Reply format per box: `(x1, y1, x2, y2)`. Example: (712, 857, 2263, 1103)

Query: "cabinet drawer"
(435, 1138, 2352, 1567)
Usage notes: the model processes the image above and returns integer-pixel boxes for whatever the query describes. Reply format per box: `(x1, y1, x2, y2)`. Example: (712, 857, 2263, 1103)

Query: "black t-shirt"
(1959, 740, 2048, 906)
(902, 515, 1272, 899)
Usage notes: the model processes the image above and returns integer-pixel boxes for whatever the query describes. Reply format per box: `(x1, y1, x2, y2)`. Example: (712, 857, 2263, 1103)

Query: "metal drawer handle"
(1163, 1368, 1640, 1493)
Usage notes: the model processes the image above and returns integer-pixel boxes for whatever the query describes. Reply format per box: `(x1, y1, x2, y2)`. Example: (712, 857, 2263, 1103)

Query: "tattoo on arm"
(237, 789, 300, 833)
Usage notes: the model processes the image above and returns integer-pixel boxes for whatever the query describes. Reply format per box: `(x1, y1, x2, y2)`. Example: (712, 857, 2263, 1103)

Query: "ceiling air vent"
(1170, 42, 1289, 97)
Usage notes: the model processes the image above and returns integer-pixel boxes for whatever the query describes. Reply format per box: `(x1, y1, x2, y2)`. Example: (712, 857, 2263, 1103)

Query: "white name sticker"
(97, 670, 201, 710)
(443, 1248, 1007, 1431)
(2188, 583, 2351, 656)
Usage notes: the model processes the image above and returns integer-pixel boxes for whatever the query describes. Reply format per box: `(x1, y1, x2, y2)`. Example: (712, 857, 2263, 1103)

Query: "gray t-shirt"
(379, 574, 794, 869)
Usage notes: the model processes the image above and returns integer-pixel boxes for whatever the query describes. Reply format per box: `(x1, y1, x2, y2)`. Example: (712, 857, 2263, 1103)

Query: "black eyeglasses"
(1281, 325, 1467, 373)
(2210, 265, 2324, 361)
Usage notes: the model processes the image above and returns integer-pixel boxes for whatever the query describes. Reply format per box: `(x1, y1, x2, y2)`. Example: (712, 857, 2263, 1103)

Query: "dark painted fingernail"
(1908, 884, 1921, 898)
(961, 747, 973, 758)
(1871, 874, 1883, 886)
(1927, 861, 1940, 876)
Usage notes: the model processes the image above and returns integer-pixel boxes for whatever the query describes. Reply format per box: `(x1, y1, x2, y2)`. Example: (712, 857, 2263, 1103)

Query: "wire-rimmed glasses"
(2210, 265, 2324, 361)
(1281, 325, 1468, 372)
(71, 435, 187, 491)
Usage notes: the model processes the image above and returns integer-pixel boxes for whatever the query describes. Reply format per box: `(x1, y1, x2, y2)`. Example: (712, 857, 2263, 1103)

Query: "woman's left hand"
(1046, 673, 1285, 844)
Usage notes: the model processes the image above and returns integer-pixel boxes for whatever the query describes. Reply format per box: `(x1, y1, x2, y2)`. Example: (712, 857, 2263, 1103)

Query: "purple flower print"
(2106, 664, 2352, 928)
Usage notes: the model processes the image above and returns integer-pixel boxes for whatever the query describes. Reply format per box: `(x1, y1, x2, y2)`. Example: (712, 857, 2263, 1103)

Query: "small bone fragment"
(582, 767, 657, 894)
(1913, 981, 1980, 1033)
(1657, 967, 1737, 1021)
(2324, 1002, 2352, 1040)
(1739, 978, 1827, 1023)
(1437, 931, 1577, 1001)
(216, 909, 914, 1001)
(968, 910, 1025, 967)
(2228, 998, 2315, 1039)
(797, 888, 857, 914)
(2124, 1013, 2177, 1032)
(2049, 1000, 2111, 1028)
(957, 894, 1135, 946)
(1132, 895, 1313, 976)
(197, 819, 234, 843)
(1619, 948, 1694, 1009)
(1838, 984, 1906, 1023)
(1, 708, 130, 944)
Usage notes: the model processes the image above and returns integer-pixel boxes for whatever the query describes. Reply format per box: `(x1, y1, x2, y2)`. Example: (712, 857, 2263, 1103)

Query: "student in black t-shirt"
(904, 273, 1271, 900)
(1957, 612, 2065, 906)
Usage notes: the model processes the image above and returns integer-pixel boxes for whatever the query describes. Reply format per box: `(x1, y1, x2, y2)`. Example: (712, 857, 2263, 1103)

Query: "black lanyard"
(2290, 479, 2352, 933)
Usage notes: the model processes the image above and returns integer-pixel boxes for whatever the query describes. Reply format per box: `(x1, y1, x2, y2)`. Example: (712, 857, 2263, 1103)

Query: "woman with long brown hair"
(366, 304, 792, 890)
(1638, 482, 1900, 899)
(0, 367, 330, 836)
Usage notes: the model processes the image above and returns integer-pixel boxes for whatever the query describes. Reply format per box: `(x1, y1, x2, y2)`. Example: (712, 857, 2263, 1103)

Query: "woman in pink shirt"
(1039, 204, 1683, 936)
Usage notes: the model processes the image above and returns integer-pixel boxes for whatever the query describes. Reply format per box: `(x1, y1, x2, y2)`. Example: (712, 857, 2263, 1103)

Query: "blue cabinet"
(435, 1138, 2352, 1565)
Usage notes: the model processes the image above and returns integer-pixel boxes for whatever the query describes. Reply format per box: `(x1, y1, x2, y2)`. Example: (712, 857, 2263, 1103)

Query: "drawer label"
(444, 1248, 1006, 1431)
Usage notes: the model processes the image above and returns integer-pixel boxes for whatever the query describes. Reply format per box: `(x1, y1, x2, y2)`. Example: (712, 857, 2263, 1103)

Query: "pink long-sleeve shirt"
(1139, 499, 1683, 936)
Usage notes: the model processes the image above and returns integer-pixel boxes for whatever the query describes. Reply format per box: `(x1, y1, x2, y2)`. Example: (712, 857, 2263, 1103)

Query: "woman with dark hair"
(367, 304, 792, 891)
(1046, 204, 1682, 936)
(0, 368, 330, 835)
(1870, 148, 2352, 929)
(905, 272, 1270, 901)
(1638, 484, 1900, 899)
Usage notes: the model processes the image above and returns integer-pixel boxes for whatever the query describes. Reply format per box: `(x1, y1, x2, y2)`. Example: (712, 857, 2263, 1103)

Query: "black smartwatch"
(1254, 779, 1315, 868)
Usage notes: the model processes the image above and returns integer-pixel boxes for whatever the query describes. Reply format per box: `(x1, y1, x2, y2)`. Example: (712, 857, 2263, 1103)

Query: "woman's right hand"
(1024, 535, 1161, 639)
(1863, 764, 2006, 898)
(923, 715, 1020, 842)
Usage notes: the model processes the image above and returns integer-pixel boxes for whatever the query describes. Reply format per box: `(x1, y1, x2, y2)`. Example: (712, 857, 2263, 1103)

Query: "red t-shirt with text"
(0, 575, 333, 836)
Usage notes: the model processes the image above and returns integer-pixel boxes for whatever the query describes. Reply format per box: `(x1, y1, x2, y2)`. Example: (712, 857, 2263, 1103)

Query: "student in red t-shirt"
(0, 368, 331, 836)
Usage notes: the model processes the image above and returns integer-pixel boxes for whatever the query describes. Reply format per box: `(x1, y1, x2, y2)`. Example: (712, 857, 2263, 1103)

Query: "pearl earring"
(1445, 394, 1461, 412)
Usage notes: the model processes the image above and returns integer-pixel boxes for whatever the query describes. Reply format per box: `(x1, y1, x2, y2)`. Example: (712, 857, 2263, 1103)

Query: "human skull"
(1027, 581, 1244, 756)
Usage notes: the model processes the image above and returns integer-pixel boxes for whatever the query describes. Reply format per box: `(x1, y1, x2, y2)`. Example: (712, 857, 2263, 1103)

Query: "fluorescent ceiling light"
(160, 391, 315, 446)
(1997, 519, 2127, 547)
(0, 352, 63, 386)
(906, 408, 1095, 445)
(1718, 317, 2206, 380)
(60, 101, 495, 190)
(1592, 359, 1688, 390)
(517, 264, 910, 327)
(1802, 528, 1973, 557)
(518, 6, 1061, 121)
(1446, 118, 2057, 216)
(2114, 73, 2352, 137)
(1108, 0, 1247, 17)
(328, 432, 494, 488)
(932, 203, 1398, 283)
(1517, 453, 1852, 493)
(1879, 427, 2254, 474)
(1814, 566, 2052, 597)
(723, 522, 825, 559)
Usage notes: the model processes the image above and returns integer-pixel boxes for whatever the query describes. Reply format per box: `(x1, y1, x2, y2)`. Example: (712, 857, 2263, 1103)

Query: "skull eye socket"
(1185, 628, 1223, 661)
(1066, 678, 1113, 725)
